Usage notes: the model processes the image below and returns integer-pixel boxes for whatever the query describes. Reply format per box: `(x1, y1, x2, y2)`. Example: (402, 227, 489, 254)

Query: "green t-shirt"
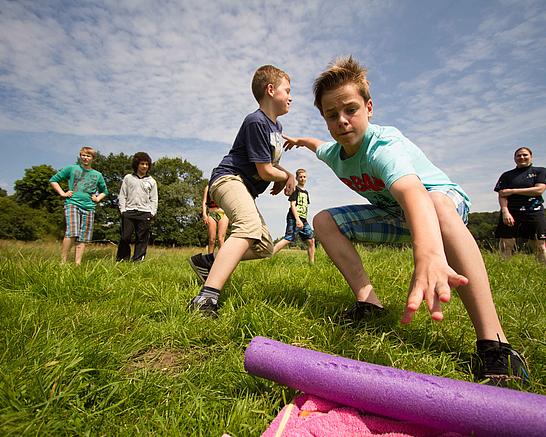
(50, 164, 108, 211)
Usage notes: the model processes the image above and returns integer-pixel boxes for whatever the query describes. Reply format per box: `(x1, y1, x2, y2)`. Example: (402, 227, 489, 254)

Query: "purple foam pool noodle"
(244, 336, 546, 437)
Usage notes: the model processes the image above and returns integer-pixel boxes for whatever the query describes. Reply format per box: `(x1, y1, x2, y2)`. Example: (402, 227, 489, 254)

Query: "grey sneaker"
(189, 295, 218, 318)
(475, 339, 529, 386)
(188, 253, 213, 283)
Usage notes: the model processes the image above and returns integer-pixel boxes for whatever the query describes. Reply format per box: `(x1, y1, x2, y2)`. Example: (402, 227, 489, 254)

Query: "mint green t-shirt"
(316, 123, 470, 212)
(49, 164, 108, 211)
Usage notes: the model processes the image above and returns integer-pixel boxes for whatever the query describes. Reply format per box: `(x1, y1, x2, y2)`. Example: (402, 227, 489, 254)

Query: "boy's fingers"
(401, 288, 424, 324)
(448, 273, 468, 289)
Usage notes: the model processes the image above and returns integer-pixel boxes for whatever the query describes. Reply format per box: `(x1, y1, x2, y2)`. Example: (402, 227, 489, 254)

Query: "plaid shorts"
(283, 216, 314, 242)
(64, 204, 95, 242)
(328, 188, 469, 243)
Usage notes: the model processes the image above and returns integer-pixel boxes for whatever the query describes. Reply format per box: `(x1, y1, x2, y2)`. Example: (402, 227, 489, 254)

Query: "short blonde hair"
(313, 56, 371, 114)
(251, 65, 290, 103)
(296, 168, 307, 177)
(79, 146, 96, 158)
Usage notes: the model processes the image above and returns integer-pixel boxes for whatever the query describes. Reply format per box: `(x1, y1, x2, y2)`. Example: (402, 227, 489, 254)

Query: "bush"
(0, 197, 60, 241)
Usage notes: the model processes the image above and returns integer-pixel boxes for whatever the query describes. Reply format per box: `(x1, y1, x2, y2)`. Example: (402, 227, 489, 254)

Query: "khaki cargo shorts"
(210, 175, 274, 258)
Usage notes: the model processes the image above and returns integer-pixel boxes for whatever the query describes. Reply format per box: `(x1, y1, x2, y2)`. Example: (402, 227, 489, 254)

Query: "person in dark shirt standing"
(494, 147, 546, 264)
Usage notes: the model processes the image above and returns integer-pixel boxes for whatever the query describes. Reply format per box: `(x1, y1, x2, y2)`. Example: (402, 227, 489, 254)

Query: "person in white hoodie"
(116, 152, 158, 261)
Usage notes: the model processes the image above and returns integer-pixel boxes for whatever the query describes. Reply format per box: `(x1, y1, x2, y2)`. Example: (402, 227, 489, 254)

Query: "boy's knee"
(313, 211, 334, 237)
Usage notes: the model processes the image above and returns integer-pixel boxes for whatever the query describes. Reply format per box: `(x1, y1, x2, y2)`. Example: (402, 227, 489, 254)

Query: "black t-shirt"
(287, 186, 310, 219)
(494, 165, 546, 212)
(210, 109, 284, 198)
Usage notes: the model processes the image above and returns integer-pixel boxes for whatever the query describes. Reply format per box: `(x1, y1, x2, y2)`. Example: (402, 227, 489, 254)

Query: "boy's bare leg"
(273, 238, 290, 255)
(217, 215, 229, 249)
(499, 238, 516, 259)
(431, 193, 507, 342)
(207, 219, 218, 254)
(204, 236, 257, 290)
(313, 211, 382, 306)
(529, 239, 546, 264)
(307, 238, 316, 264)
(61, 237, 74, 263)
(74, 242, 86, 265)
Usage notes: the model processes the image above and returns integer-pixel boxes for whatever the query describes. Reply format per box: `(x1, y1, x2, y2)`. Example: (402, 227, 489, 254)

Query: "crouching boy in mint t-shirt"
(50, 146, 108, 265)
(283, 56, 528, 386)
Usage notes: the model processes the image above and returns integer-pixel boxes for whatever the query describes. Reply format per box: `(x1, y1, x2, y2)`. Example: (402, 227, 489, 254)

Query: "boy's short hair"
(313, 56, 371, 114)
(132, 152, 153, 173)
(251, 65, 290, 103)
(80, 146, 96, 158)
(296, 168, 307, 177)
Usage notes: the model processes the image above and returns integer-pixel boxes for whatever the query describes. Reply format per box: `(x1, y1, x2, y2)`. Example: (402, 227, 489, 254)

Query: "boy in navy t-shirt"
(188, 65, 295, 316)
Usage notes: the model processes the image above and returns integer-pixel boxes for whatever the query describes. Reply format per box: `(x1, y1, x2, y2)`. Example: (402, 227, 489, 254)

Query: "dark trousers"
(116, 210, 152, 261)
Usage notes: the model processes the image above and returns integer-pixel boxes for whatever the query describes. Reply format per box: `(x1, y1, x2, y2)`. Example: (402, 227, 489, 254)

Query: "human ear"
(266, 83, 275, 97)
(367, 99, 373, 119)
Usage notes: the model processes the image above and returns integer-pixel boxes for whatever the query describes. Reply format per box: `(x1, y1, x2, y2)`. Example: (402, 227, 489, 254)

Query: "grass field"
(0, 240, 544, 436)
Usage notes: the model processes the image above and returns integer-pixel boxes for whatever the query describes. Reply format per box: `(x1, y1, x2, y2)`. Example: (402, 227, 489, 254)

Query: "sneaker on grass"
(475, 339, 529, 386)
(188, 253, 213, 283)
(342, 301, 385, 322)
(188, 295, 219, 318)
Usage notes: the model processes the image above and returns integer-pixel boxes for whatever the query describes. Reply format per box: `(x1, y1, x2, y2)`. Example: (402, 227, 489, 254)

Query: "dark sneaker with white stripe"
(189, 295, 218, 318)
(475, 339, 529, 386)
(188, 253, 213, 283)
(342, 301, 386, 322)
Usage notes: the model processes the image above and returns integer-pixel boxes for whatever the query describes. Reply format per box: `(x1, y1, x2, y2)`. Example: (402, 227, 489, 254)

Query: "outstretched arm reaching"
(282, 135, 324, 153)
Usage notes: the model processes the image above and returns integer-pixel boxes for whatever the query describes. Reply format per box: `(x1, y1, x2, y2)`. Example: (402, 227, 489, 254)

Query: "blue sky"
(1, 0, 545, 238)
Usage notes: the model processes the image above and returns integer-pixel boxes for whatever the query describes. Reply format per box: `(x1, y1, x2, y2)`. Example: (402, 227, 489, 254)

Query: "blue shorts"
(283, 216, 314, 242)
(327, 188, 469, 244)
(64, 204, 95, 242)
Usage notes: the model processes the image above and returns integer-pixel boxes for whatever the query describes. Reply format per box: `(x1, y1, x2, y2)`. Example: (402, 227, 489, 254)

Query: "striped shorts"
(64, 204, 95, 242)
(327, 188, 469, 244)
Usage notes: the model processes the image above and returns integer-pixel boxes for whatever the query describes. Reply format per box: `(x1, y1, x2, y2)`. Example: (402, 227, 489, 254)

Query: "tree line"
(0, 152, 209, 247)
(0, 151, 510, 249)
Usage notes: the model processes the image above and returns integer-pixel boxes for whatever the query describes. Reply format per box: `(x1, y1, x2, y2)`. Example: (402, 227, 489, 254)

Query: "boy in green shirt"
(50, 146, 108, 265)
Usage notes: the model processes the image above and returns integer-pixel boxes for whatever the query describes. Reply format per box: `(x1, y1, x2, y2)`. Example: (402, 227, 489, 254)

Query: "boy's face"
(321, 83, 373, 152)
(296, 172, 307, 186)
(79, 152, 93, 167)
(269, 77, 292, 116)
(137, 161, 150, 176)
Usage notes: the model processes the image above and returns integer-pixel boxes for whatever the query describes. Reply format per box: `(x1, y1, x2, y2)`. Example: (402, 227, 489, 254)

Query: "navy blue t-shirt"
(494, 165, 546, 213)
(210, 109, 284, 198)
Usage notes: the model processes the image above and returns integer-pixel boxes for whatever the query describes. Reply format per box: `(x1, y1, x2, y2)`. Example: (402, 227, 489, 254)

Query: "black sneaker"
(188, 295, 219, 318)
(342, 301, 385, 322)
(475, 339, 529, 386)
(188, 253, 213, 283)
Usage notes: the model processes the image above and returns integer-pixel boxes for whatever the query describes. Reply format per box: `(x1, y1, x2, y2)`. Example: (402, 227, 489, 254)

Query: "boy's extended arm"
(389, 174, 468, 324)
(256, 162, 295, 196)
(282, 135, 324, 153)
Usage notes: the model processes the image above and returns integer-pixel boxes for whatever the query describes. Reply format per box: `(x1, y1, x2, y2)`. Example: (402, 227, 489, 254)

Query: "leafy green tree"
(90, 152, 208, 246)
(0, 187, 7, 197)
(467, 211, 500, 250)
(0, 197, 59, 241)
(90, 152, 133, 241)
(152, 157, 208, 247)
(14, 165, 64, 213)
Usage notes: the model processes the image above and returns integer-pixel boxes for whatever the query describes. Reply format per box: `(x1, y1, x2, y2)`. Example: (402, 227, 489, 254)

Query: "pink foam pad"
(244, 336, 546, 436)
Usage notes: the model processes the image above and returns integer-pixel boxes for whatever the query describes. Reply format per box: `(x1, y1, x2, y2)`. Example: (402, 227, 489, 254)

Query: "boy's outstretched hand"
(401, 260, 468, 324)
(282, 135, 323, 153)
